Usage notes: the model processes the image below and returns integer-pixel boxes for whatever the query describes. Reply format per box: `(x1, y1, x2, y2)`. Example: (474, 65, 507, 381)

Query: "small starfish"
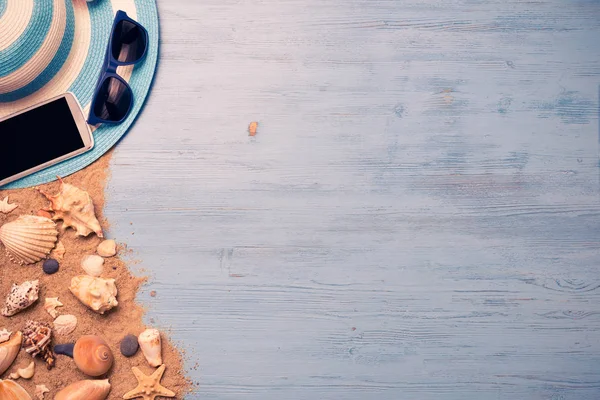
(0, 196, 18, 214)
(35, 384, 50, 400)
(123, 364, 176, 400)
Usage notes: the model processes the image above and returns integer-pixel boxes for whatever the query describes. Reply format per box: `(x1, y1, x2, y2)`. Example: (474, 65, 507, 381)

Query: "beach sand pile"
(0, 153, 189, 398)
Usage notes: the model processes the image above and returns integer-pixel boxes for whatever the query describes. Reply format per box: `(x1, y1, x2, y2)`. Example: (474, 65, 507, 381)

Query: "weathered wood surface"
(105, 0, 600, 398)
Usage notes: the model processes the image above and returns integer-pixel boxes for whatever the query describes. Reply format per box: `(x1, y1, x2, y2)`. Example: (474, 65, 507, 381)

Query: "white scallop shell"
(0, 215, 58, 265)
(81, 255, 104, 277)
(53, 315, 77, 336)
(138, 328, 162, 367)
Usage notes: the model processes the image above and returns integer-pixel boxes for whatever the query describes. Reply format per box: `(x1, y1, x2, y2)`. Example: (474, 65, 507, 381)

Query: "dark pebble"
(120, 334, 139, 357)
(54, 343, 74, 358)
(43, 259, 59, 274)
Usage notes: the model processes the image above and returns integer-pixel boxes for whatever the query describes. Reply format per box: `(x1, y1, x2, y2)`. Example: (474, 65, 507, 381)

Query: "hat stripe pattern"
(0, 0, 74, 100)
(0, 0, 53, 76)
(1, 0, 159, 189)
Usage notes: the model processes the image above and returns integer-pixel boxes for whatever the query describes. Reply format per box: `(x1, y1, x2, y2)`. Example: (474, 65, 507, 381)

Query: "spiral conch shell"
(73, 336, 114, 376)
(0, 331, 22, 376)
(22, 321, 55, 369)
(0, 215, 58, 265)
(40, 177, 103, 237)
(138, 328, 163, 367)
(1, 280, 39, 317)
(55, 379, 110, 400)
(69, 276, 118, 314)
(0, 379, 32, 400)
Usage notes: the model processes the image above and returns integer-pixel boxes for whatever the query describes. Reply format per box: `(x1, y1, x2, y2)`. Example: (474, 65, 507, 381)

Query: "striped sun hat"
(0, 0, 159, 189)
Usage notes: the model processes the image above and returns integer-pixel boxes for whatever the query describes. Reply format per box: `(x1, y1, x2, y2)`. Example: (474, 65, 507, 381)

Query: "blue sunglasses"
(88, 10, 148, 125)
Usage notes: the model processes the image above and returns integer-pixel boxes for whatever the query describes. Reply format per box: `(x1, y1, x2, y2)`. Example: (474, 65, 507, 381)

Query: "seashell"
(97, 239, 116, 257)
(35, 384, 49, 400)
(52, 240, 65, 260)
(248, 121, 258, 136)
(0, 331, 22, 376)
(73, 335, 114, 376)
(22, 320, 55, 369)
(44, 297, 63, 318)
(0, 329, 11, 344)
(10, 361, 35, 380)
(0, 196, 18, 214)
(0, 215, 58, 265)
(54, 379, 110, 400)
(0, 379, 32, 400)
(81, 255, 104, 277)
(69, 275, 118, 314)
(1, 281, 39, 317)
(40, 177, 103, 237)
(138, 328, 162, 367)
(53, 315, 77, 336)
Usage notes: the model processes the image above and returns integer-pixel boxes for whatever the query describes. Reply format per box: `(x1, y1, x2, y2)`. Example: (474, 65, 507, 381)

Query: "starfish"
(123, 364, 176, 400)
(0, 196, 18, 214)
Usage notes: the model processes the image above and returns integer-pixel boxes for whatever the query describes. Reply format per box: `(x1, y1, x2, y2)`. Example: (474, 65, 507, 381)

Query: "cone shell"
(1, 281, 39, 317)
(0, 332, 22, 376)
(0, 216, 58, 265)
(69, 276, 118, 314)
(0, 379, 32, 400)
(138, 328, 162, 367)
(54, 379, 110, 400)
(73, 335, 114, 376)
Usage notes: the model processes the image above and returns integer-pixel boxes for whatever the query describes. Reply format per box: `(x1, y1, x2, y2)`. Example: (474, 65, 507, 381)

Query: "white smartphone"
(0, 93, 94, 187)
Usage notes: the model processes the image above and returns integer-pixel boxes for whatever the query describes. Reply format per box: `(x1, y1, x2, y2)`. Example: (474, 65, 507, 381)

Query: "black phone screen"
(0, 97, 85, 181)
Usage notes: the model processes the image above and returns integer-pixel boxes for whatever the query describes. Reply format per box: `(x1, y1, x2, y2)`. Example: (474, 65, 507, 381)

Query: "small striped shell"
(0, 215, 58, 265)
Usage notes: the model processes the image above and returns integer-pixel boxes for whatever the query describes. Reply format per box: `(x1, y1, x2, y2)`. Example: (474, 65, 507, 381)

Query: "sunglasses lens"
(112, 20, 147, 63)
(93, 76, 132, 122)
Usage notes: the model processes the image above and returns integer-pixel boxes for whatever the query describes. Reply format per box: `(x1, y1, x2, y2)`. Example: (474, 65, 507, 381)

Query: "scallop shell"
(0, 379, 32, 400)
(22, 321, 55, 369)
(40, 177, 103, 237)
(54, 379, 110, 400)
(0, 216, 58, 265)
(81, 255, 104, 277)
(1, 280, 39, 317)
(73, 335, 114, 376)
(69, 275, 118, 314)
(138, 328, 162, 367)
(44, 297, 63, 318)
(53, 314, 77, 336)
(0, 331, 22, 376)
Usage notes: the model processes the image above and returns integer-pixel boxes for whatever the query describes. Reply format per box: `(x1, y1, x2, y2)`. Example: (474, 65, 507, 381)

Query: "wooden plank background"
(105, 0, 600, 398)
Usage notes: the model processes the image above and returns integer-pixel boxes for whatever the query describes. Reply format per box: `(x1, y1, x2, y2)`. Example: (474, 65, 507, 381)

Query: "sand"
(0, 152, 189, 399)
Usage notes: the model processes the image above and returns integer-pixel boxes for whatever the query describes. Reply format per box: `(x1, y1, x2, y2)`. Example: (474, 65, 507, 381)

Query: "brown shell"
(0, 215, 58, 265)
(73, 335, 114, 377)
(0, 379, 32, 400)
(22, 321, 54, 369)
(54, 379, 110, 400)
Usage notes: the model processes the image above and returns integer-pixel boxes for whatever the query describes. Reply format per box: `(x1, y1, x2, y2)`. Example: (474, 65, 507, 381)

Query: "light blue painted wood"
(104, 0, 600, 398)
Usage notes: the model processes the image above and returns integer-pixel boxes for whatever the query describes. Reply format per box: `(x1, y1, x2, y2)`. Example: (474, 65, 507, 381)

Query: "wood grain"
(105, 0, 600, 398)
